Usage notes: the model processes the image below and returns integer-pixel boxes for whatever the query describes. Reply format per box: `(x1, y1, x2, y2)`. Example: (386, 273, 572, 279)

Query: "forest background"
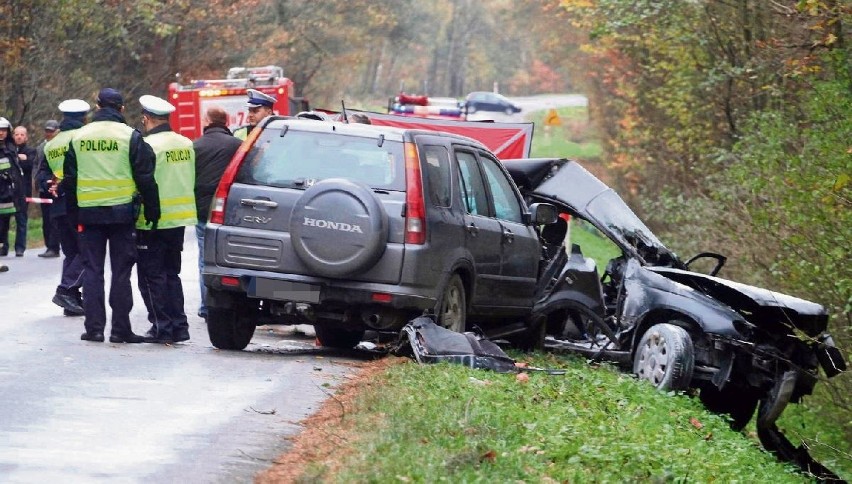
(1, 0, 849, 454)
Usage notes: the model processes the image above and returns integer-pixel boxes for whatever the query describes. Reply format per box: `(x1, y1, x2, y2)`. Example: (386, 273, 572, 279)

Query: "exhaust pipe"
(362, 309, 404, 330)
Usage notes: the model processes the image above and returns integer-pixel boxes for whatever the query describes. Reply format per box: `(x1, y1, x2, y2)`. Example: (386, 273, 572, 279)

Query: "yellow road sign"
(544, 109, 562, 126)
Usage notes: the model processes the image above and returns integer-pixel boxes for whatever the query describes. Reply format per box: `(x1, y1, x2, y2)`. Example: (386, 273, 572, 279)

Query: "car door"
(477, 153, 540, 308)
(455, 149, 503, 307)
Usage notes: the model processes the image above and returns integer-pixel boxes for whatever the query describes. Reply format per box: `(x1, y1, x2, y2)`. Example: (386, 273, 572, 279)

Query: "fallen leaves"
(480, 450, 497, 463)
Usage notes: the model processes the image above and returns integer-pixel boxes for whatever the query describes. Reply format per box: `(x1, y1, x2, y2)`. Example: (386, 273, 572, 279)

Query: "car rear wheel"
(633, 323, 694, 391)
(206, 307, 256, 350)
(436, 274, 466, 333)
(314, 324, 365, 349)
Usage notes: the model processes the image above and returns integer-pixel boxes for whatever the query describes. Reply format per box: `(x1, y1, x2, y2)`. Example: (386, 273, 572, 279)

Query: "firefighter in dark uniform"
(39, 99, 91, 316)
(233, 89, 276, 140)
(62, 88, 160, 343)
(136, 95, 197, 344)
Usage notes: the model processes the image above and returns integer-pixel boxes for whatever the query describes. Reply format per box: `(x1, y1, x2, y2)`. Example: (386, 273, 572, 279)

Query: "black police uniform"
(37, 117, 88, 314)
(63, 105, 160, 342)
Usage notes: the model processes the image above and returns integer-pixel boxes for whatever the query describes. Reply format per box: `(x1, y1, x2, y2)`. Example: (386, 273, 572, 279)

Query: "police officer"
(137, 95, 197, 344)
(38, 99, 91, 316)
(0, 117, 22, 257)
(233, 89, 276, 140)
(63, 88, 160, 343)
(36, 119, 61, 258)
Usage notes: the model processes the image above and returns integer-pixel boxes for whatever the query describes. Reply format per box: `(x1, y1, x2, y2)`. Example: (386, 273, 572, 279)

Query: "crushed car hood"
(650, 267, 828, 336)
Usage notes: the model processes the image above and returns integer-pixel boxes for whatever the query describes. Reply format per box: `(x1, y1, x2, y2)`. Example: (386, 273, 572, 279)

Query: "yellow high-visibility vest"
(137, 130, 197, 230)
(72, 121, 136, 208)
(44, 129, 78, 179)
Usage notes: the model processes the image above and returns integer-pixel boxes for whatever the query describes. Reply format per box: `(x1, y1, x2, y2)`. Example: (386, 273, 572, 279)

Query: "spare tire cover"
(290, 178, 388, 277)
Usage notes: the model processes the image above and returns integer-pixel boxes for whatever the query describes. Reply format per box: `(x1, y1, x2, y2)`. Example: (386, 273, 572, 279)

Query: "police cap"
(139, 95, 176, 117)
(97, 88, 124, 108)
(245, 89, 276, 108)
(296, 111, 327, 121)
(58, 99, 90, 116)
(0, 117, 10, 130)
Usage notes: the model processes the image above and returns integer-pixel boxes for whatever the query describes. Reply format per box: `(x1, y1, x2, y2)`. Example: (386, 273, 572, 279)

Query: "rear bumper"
(203, 266, 434, 311)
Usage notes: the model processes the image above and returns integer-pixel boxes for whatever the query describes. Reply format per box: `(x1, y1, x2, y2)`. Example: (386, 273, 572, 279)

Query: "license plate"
(249, 278, 320, 303)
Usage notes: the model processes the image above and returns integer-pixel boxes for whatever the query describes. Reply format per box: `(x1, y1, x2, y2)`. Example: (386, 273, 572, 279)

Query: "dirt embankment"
(255, 356, 404, 483)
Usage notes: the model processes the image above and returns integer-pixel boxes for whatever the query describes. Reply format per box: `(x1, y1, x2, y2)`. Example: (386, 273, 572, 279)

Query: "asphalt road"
(465, 93, 588, 123)
(0, 230, 365, 483)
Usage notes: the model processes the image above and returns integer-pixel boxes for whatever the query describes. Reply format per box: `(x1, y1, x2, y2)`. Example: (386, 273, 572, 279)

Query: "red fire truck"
(167, 65, 307, 139)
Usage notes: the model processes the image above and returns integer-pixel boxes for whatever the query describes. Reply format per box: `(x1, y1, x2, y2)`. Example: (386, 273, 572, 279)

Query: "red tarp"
(362, 111, 534, 159)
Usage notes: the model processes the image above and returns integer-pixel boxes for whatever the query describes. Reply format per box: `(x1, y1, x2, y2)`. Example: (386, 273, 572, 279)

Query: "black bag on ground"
(393, 315, 518, 373)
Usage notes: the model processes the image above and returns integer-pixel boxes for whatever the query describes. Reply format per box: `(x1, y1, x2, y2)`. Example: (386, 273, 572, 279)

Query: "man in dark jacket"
(193, 106, 242, 318)
(0, 117, 23, 257)
(11, 126, 38, 256)
(63, 88, 160, 343)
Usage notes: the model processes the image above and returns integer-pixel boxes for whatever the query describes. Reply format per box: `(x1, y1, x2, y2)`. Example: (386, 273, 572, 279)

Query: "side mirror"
(684, 252, 727, 276)
(529, 202, 558, 225)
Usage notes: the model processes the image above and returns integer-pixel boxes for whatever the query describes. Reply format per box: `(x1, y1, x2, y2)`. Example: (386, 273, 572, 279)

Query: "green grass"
(526, 106, 603, 160)
(325, 354, 811, 482)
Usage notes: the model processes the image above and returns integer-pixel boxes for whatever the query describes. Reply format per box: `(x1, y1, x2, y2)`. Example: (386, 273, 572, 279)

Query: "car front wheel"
(436, 274, 466, 333)
(633, 323, 694, 391)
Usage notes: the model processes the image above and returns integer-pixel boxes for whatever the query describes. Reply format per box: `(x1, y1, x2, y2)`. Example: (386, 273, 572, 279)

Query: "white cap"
(58, 99, 90, 114)
(139, 95, 176, 116)
(245, 88, 276, 108)
(0, 117, 10, 129)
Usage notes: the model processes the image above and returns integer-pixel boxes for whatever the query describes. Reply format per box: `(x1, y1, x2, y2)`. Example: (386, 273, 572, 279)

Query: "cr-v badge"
(243, 215, 272, 224)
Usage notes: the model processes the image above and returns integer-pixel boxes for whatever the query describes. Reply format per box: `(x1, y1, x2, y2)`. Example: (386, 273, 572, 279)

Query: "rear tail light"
(371, 292, 393, 303)
(403, 142, 426, 244)
(221, 276, 240, 287)
(209, 128, 262, 224)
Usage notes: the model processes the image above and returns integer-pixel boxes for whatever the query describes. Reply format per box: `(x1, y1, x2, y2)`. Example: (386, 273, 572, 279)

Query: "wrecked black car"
(503, 158, 846, 477)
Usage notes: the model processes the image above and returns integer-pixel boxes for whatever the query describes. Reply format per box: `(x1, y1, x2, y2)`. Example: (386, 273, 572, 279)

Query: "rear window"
(236, 129, 406, 191)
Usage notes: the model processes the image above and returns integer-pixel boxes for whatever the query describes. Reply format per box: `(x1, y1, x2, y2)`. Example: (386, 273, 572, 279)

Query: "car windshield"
(236, 129, 406, 191)
(586, 190, 679, 265)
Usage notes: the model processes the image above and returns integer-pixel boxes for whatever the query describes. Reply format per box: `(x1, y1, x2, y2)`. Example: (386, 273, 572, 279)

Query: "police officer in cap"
(0, 117, 22, 257)
(38, 99, 91, 316)
(136, 95, 197, 344)
(233, 89, 276, 140)
(62, 88, 160, 343)
(36, 119, 61, 258)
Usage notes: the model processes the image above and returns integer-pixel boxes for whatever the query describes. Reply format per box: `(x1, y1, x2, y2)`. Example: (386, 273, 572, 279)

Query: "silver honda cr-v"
(202, 117, 556, 349)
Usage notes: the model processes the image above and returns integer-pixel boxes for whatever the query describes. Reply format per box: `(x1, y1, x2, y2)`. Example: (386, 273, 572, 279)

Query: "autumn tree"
(559, 0, 851, 463)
